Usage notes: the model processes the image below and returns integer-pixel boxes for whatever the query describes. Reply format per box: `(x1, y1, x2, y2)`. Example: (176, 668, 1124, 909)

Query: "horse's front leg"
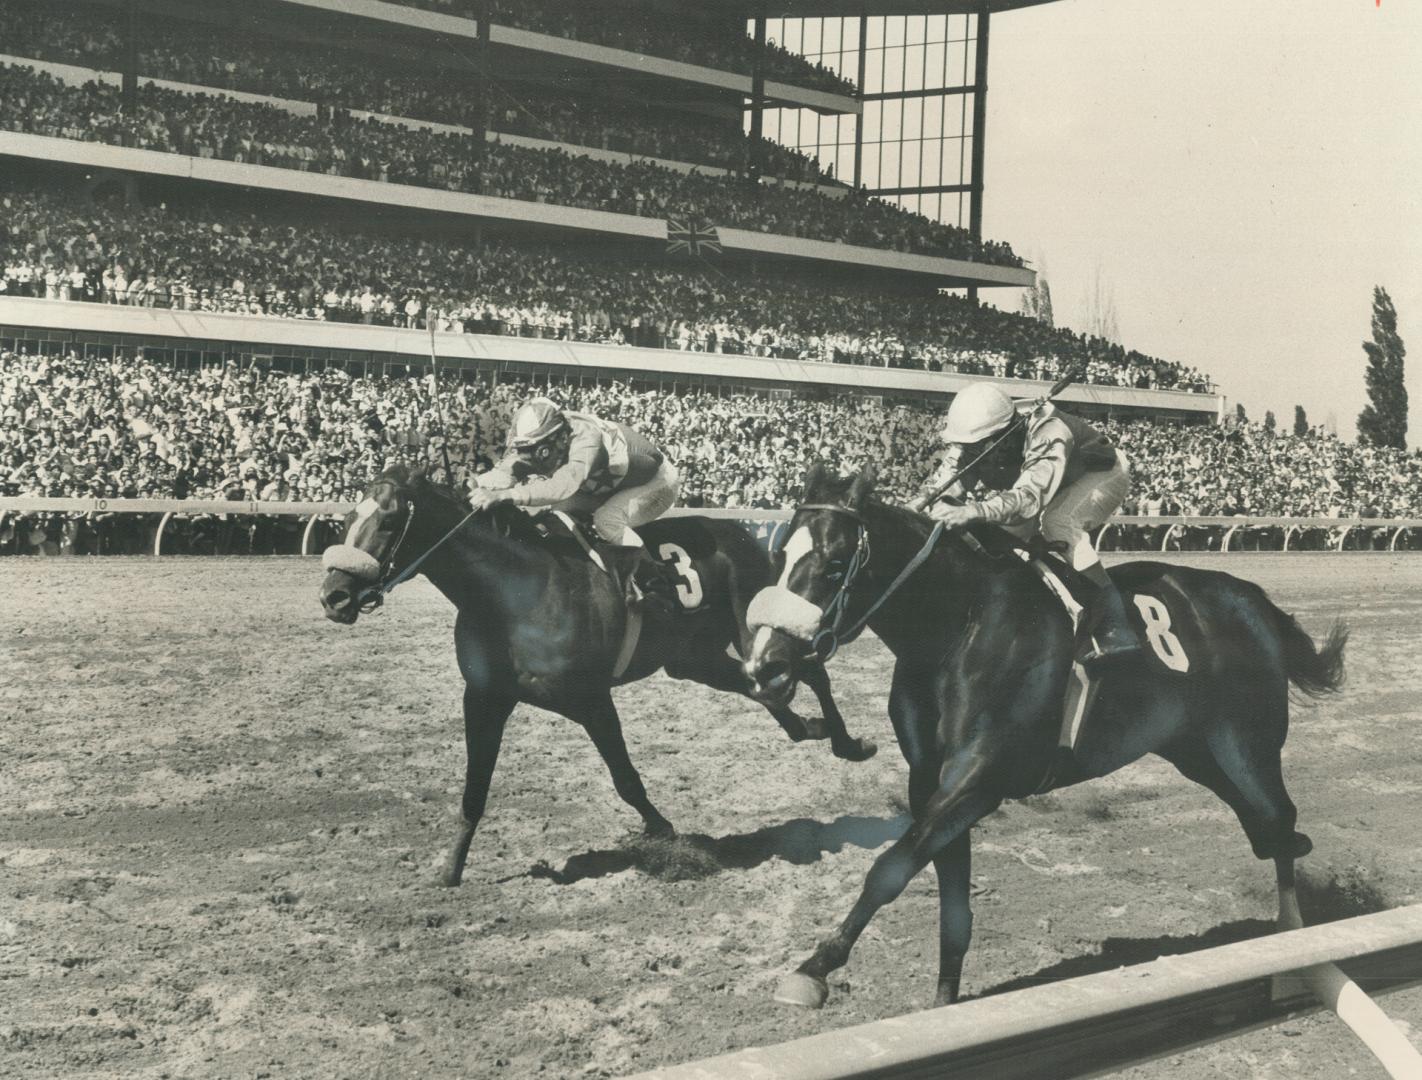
(800, 661, 877, 762)
(776, 738, 1000, 1009)
(672, 649, 875, 761)
(442, 684, 515, 887)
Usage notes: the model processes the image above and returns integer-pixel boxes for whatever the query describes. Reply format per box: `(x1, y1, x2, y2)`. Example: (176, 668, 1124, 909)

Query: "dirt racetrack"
(4, 553, 1422, 1079)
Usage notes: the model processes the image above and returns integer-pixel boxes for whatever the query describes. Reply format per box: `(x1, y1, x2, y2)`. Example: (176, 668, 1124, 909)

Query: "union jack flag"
(666, 218, 722, 257)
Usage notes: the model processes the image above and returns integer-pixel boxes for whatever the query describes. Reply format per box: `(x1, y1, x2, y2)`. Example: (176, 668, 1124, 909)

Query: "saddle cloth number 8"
(1131, 594, 1190, 673)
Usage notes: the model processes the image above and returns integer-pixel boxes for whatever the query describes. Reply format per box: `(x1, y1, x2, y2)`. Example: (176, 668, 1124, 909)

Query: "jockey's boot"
(622, 545, 679, 616)
(1079, 562, 1145, 670)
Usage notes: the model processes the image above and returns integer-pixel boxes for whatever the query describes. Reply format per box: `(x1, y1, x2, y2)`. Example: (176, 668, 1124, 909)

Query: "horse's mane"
(373, 465, 544, 544)
(862, 493, 1035, 569)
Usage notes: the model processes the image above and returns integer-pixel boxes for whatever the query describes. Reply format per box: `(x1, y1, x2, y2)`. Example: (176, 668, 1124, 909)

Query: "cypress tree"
(1357, 287, 1408, 449)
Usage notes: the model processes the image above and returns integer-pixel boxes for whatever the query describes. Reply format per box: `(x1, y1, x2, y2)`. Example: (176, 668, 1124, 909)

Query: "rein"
(355, 491, 480, 611)
(794, 503, 945, 662)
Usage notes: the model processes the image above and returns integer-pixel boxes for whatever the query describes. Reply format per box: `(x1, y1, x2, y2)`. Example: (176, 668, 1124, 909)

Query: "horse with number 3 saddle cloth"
(318, 464, 878, 892)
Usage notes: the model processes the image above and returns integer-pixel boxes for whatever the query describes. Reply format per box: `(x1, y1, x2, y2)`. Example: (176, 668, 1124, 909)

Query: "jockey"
(468, 398, 681, 611)
(910, 382, 1144, 668)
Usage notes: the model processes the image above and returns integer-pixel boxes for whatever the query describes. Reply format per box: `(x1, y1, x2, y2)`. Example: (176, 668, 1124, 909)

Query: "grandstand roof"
(717, 1, 1065, 16)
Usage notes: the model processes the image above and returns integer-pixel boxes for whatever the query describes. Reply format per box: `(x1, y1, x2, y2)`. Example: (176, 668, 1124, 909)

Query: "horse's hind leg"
(443, 685, 516, 887)
(574, 694, 674, 838)
(1164, 717, 1310, 930)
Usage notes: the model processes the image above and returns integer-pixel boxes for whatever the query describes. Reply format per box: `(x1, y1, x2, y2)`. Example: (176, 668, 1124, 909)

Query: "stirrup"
(1079, 637, 1144, 671)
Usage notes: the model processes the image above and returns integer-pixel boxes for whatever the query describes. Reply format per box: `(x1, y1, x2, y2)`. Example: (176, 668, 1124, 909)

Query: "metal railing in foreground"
(3, 498, 1422, 556)
(623, 904, 1422, 1080)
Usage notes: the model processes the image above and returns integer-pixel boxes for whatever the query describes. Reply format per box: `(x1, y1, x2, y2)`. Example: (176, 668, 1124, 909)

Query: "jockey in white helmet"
(469, 398, 682, 610)
(910, 382, 1143, 668)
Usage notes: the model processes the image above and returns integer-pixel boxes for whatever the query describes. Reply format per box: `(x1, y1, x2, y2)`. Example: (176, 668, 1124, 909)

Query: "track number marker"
(658, 542, 704, 609)
(1132, 594, 1189, 672)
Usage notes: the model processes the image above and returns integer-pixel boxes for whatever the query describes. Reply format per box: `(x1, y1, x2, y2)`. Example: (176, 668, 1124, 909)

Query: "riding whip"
(916, 356, 1091, 511)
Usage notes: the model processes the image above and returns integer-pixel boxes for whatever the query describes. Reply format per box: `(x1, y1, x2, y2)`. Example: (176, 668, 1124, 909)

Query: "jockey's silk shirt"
(919, 403, 1118, 526)
(493, 411, 665, 506)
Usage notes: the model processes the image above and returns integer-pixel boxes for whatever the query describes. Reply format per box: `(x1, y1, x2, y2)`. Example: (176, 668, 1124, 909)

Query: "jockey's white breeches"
(1037, 451, 1131, 571)
(587, 460, 681, 547)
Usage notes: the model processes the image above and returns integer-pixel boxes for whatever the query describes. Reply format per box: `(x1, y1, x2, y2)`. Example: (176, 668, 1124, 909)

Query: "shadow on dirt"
(970, 917, 1278, 1000)
(520, 813, 910, 885)
(971, 867, 1394, 1002)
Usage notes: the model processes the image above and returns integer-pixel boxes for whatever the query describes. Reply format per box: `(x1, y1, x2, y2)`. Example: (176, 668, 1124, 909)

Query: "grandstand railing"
(622, 904, 1422, 1080)
(0, 297, 1222, 412)
(3, 500, 1422, 557)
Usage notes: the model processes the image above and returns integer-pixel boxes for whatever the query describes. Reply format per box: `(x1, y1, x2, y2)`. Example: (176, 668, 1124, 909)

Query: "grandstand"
(1, 0, 1235, 551)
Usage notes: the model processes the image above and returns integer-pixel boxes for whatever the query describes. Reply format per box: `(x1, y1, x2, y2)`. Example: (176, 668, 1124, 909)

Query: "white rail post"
(1390, 527, 1407, 553)
(302, 514, 324, 556)
(152, 511, 174, 557)
(1283, 525, 1297, 551)
(1305, 961, 1422, 1079)
(1094, 523, 1113, 552)
(1222, 524, 1240, 553)
(1159, 522, 1179, 552)
(1336, 525, 1354, 552)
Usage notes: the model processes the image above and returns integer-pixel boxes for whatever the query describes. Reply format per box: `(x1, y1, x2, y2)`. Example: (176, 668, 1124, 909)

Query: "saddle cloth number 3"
(657, 542, 704, 609)
(1132, 594, 1189, 673)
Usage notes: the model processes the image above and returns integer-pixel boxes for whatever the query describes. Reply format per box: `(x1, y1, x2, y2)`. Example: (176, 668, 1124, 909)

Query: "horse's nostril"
(759, 660, 791, 686)
(325, 588, 350, 610)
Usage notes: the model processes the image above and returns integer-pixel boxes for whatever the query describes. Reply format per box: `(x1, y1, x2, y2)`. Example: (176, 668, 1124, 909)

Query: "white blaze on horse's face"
(346, 498, 381, 545)
(777, 526, 815, 589)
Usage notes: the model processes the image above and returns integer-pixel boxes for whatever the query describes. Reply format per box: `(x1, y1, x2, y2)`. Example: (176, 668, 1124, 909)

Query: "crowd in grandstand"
(3, 346, 1419, 556)
(0, 63, 1010, 263)
(0, 0, 836, 185)
(416, 0, 857, 95)
(0, 185, 1205, 390)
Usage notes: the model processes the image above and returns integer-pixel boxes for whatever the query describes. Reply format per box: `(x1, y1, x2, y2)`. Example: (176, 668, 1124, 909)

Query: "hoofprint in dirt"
(2, 554, 1419, 1079)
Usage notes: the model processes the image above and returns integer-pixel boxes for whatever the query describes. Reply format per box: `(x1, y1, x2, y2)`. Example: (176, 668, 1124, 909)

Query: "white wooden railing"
(3, 499, 1422, 557)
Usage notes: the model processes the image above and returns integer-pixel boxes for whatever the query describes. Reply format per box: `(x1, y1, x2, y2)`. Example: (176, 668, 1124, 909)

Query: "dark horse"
(745, 464, 1347, 1009)
(318, 464, 875, 887)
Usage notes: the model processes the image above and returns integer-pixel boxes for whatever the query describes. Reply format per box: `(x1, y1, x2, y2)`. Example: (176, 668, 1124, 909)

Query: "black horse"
(319, 464, 875, 886)
(745, 464, 1347, 1009)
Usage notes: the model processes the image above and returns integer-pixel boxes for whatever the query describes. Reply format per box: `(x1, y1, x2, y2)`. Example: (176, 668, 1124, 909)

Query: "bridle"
(353, 484, 480, 612)
(787, 503, 872, 663)
(787, 502, 945, 663)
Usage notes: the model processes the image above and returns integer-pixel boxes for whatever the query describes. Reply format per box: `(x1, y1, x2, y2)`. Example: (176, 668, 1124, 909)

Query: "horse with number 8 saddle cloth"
(743, 463, 1347, 1012)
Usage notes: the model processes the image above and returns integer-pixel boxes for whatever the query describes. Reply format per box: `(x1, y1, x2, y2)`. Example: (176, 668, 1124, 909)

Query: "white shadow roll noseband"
(746, 585, 825, 643)
(321, 544, 382, 581)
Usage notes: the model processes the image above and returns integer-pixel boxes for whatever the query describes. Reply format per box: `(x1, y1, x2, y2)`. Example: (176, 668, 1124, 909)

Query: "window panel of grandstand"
(754, 14, 978, 228)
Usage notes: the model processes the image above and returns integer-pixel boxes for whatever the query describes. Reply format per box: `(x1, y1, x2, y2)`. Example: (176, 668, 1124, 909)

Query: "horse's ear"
(847, 462, 878, 507)
(409, 463, 428, 484)
(800, 462, 829, 502)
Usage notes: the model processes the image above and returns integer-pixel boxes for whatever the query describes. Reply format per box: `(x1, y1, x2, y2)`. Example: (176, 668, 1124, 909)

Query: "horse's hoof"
(644, 820, 676, 840)
(439, 868, 464, 888)
(773, 972, 829, 1010)
(834, 738, 878, 763)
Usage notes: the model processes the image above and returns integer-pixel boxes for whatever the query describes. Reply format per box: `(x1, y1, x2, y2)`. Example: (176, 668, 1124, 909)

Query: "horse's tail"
(1278, 610, 1348, 697)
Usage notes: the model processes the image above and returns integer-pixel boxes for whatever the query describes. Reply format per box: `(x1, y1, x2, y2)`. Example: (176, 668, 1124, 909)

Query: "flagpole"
(428, 319, 455, 489)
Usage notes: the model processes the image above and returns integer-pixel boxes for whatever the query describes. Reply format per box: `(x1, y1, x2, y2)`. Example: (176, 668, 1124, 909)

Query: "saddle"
(531, 511, 683, 617)
(531, 510, 640, 581)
